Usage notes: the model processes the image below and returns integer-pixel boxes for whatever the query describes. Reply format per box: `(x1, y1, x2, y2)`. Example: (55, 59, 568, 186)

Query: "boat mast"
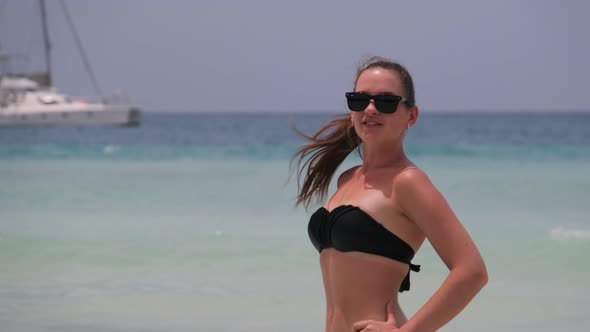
(39, 0, 52, 86)
(59, 0, 106, 103)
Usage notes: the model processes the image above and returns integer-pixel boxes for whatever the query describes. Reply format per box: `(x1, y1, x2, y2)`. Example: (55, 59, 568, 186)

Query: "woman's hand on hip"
(352, 300, 401, 332)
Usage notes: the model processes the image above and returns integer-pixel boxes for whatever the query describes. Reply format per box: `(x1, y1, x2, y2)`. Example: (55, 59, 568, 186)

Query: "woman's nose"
(364, 99, 379, 114)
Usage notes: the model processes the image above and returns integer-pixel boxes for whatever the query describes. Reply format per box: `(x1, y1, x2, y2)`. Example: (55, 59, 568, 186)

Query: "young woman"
(292, 56, 488, 332)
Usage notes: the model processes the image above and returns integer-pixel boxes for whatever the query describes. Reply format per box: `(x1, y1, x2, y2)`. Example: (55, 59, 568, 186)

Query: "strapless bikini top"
(308, 205, 420, 292)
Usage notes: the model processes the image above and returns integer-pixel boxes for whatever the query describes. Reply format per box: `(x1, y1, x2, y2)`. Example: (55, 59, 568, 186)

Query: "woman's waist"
(326, 300, 406, 332)
(323, 279, 406, 331)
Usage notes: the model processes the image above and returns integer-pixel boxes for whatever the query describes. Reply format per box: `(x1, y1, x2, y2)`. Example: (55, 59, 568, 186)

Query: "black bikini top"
(308, 205, 420, 292)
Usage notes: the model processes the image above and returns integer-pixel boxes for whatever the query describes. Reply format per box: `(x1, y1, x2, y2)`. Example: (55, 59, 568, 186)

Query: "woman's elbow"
(455, 260, 488, 291)
(469, 261, 488, 290)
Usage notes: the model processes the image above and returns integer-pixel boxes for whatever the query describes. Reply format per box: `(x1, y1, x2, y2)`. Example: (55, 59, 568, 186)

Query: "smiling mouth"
(362, 121, 383, 126)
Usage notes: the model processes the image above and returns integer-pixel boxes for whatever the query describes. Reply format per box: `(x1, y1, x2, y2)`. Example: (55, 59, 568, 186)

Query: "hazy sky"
(1, 0, 589, 112)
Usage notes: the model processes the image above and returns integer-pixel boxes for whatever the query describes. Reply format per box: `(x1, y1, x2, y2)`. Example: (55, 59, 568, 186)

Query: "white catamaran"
(0, 0, 141, 127)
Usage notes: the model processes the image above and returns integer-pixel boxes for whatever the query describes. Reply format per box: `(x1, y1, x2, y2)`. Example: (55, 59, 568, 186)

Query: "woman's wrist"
(398, 324, 416, 332)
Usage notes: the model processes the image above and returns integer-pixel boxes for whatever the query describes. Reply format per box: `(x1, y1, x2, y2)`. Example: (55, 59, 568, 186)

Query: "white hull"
(0, 76, 141, 127)
(0, 106, 141, 127)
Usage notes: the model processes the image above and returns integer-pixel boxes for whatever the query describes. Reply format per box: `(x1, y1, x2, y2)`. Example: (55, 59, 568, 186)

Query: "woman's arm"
(394, 168, 488, 332)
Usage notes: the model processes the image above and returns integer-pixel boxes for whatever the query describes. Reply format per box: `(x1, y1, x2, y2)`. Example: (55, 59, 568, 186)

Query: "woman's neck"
(361, 143, 408, 170)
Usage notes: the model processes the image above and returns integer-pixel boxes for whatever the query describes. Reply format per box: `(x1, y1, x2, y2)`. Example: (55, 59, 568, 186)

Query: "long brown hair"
(291, 56, 416, 208)
(290, 115, 360, 208)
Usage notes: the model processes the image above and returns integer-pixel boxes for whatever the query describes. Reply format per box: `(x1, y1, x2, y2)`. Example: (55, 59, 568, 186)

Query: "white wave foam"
(103, 145, 120, 154)
(550, 226, 590, 241)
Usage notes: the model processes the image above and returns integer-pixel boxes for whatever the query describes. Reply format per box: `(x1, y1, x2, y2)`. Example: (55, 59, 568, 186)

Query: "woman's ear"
(407, 106, 419, 128)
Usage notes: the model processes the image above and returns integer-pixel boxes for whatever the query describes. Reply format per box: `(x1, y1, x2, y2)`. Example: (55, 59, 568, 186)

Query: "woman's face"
(350, 67, 415, 145)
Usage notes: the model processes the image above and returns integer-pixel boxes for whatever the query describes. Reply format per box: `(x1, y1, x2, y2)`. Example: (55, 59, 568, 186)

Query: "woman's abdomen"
(320, 250, 410, 331)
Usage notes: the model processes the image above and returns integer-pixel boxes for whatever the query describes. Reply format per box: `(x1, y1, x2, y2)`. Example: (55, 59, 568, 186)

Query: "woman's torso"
(311, 165, 425, 332)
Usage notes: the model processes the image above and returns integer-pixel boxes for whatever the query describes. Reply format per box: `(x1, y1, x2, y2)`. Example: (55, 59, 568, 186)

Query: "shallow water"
(1, 112, 589, 331)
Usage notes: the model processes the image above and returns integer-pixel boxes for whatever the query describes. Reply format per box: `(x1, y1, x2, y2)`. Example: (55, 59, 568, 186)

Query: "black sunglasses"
(345, 92, 407, 114)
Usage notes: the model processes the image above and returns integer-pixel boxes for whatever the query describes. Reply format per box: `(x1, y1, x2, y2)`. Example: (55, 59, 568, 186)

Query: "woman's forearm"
(401, 266, 488, 332)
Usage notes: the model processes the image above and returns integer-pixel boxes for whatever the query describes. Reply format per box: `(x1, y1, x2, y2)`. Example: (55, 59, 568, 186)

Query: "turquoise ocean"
(1, 111, 589, 332)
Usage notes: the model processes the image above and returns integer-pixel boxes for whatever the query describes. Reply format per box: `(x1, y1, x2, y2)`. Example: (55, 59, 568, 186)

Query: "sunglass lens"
(373, 95, 400, 114)
(346, 93, 370, 112)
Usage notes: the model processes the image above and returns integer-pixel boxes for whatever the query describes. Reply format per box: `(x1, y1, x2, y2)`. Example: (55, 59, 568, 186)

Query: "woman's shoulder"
(392, 165, 437, 196)
(337, 165, 361, 188)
